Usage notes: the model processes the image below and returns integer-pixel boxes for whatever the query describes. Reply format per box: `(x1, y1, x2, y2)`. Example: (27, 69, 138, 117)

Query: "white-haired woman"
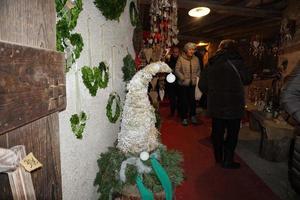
(175, 42, 200, 126)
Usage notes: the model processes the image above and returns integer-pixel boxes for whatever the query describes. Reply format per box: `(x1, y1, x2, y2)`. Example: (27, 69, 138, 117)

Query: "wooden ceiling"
(139, 0, 287, 44)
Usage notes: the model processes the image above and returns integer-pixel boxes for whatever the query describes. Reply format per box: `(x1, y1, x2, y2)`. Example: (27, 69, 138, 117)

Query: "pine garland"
(94, 146, 184, 200)
(55, 0, 84, 72)
(94, 0, 127, 21)
(70, 111, 87, 139)
(122, 54, 136, 82)
(106, 92, 122, 123)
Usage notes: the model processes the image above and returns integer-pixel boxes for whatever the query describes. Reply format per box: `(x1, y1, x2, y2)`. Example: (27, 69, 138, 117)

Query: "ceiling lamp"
(188, 7, 210, 18)
(197, 42, 209, 46)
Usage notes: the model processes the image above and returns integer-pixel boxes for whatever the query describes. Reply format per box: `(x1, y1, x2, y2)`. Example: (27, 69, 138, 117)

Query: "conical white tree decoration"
(117, 62, 172, 153)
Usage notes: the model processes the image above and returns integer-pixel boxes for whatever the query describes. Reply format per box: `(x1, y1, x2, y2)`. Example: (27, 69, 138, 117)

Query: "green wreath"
(122, 54, 136, 82)
(94, 0, 127, 21)
(82, 66, 101, 96)
(98, 62, 109, 89)
(70, 111, 87, 139)
(106, 92, 122, 123)
(81, 62, 109, 96)
(129, 1, 139, 26)
(55, 0, 84, 72)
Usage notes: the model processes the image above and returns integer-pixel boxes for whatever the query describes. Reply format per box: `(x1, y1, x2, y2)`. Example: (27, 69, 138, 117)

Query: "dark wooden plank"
(208, 18, 281, 39)
(0, 0, 63, 199)
(3, 113, 62, 200)
(0, 41, 66, 135)
(0, 173, 13, 200)
(280, 43, 300, 54)
(0, 0, 56, 49)
(0, 130, 11, 199)
(0, 132, 8, 147)
(45, 113, 62, 200)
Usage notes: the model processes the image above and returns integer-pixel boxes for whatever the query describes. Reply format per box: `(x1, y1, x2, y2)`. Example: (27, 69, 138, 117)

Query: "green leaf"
(70, 111, 87, 139)
(70, 33, 84, 59)
(69, 0, 83, 30)
(94, 0, 127, 21)
(55, 0, 83, 71)
(98, 62, 109, 89)
(122, 54, 136, 82)
(82, 66, 100, 96)
(70, 114, 80, 125)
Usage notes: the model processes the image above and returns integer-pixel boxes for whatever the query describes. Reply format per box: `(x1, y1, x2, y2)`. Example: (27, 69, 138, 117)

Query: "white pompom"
(166, 73, 176, 83)
(140, 151, 150, 161)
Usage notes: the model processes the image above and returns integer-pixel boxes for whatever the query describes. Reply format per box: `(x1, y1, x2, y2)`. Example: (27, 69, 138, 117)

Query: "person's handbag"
(195, 77, 202, 100)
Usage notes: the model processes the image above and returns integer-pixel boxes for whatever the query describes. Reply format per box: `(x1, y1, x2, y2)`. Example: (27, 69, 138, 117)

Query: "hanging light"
(188, 7, 210, 18)
(197, 41, 209, 47)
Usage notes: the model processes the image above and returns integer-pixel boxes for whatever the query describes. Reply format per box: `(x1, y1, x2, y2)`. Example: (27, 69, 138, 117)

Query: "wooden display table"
(248, 110, 295, 161)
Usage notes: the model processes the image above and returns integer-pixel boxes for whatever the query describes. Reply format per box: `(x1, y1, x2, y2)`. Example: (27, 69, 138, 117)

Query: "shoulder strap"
(227, 59, 242, 83)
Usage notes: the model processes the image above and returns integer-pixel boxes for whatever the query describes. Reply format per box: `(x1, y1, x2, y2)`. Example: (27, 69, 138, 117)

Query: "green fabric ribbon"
(151, 157, 173, 200)
(136, 176, 154, 200)
(136, 157, 173, 200)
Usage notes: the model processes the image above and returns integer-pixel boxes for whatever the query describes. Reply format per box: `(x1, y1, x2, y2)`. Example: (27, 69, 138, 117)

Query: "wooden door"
(0, 1, 66, 199)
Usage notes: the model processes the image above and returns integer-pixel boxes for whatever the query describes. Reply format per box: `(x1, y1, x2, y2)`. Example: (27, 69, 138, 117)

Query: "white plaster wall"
(58, 1, 135, 199)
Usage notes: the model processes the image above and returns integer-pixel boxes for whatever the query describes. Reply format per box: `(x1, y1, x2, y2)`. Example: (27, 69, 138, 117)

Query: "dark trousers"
(178, 85, 196, 120)
(166, 82, 178, 115)
(211, 118, 241, 163)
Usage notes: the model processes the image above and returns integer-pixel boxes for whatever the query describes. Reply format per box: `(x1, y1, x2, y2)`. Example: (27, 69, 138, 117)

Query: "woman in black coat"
(281, 62, 300, 193)
(199, 39, 253, 169)
(281, 63, 300, 122)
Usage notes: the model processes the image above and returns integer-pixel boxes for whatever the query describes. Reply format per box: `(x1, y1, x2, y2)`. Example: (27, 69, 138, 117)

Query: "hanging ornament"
(166, 73, 176, 83)
(140, 151, 150, 161)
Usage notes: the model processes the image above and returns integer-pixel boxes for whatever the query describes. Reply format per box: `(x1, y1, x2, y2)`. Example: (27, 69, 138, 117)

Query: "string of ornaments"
(148, 0, 179, 48)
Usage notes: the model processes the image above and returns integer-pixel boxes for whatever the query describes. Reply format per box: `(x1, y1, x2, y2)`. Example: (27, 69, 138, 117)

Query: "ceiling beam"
(179, 15, 229, 34)
(139, 0, 282, 18)
(188, 16, 251, 35)
(178, 34, 218, 43)
(208, 18, 281, 39)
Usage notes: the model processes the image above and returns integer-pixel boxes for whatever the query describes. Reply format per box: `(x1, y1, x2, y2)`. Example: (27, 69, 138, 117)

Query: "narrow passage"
(160, 106, 279, 200)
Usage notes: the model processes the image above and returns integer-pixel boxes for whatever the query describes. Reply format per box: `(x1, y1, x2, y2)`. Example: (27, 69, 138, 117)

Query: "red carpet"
(160, 106, 280, 200)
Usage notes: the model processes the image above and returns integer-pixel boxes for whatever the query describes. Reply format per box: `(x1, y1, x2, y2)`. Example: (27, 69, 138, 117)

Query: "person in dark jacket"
(281, 61, 300, 193)
(281, 62, 300, 122)
(199, 39, 253, 169)
(166, 46, 180, 117)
